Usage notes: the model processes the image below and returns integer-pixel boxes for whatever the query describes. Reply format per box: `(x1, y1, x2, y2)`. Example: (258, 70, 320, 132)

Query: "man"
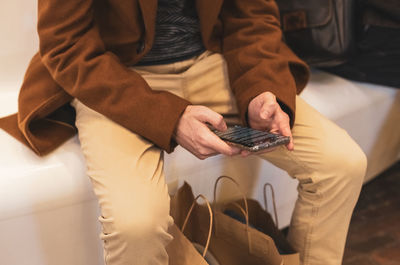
(0, 0, 367, 264)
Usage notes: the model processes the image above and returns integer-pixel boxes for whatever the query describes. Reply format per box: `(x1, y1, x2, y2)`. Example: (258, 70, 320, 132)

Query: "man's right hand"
(174, 105, 241, 160)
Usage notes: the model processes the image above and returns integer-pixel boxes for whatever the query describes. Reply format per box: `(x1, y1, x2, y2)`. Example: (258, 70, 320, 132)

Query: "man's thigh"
(71, 99, 170, 227)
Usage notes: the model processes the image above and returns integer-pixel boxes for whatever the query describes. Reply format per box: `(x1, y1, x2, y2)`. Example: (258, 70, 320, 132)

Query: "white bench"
(1, 1, 399, 264)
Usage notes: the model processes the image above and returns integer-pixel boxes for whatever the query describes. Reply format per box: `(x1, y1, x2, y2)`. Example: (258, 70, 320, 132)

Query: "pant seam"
(303, 190, 322, 265)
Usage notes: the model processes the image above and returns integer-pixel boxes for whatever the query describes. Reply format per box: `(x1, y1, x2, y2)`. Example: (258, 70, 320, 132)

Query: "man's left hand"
(247, 92, 294, 152)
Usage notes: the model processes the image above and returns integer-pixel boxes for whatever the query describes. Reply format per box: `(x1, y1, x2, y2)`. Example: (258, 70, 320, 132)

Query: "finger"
(240, 150, 251, 157)
(202, 130, 241, 156)
(287, 137, 294, 151)
(259, 93, 277, 118)
(283, 131, 294, 151)
(212, 139, 242, 156)
(264, 108, 293, 151)
(226, 144, 242, 155)
(191, 141, 221, 160)
(278, 119, 294, 151)
(197, 107, 227, 132)
(259, 100, 278, 121)
(196, 150, 219, 160)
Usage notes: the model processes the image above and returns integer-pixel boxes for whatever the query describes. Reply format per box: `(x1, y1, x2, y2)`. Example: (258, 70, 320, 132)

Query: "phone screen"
(212, 125, 290, 151)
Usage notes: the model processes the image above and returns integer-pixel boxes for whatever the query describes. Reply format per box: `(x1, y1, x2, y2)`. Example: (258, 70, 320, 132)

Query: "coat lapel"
(196, 0, 223, 44)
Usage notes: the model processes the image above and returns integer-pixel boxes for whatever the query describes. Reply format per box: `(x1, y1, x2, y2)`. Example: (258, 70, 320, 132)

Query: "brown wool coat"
(0, 0, 309, 156)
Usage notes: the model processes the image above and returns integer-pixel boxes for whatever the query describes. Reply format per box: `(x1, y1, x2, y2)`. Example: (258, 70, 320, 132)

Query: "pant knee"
(330, 139, 367, 187)
(116, 210, 172, 242)
(308, 136, 367, 202)
(100, 194, 173, 265)
(298, 134, 367, 200)
(349, 145, 367, 184)
(115, 194, 172, 239)
(100, 182, 173, 249)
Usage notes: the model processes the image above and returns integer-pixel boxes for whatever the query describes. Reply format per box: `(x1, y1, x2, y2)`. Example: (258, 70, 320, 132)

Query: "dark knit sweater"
(138, 0, 205, 65)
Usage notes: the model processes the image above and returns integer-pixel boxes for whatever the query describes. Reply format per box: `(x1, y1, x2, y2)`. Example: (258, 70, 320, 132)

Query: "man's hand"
(174, 105, 242, 160)
(247, 92, 294, 151)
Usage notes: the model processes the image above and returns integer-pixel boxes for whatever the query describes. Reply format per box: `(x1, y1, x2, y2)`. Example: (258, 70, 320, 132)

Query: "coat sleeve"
(37, 0, 190, 152)
(220, 0, 309, 126)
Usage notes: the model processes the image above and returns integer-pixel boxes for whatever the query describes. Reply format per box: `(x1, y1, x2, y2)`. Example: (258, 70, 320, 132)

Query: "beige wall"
(0, 1, 38, 86)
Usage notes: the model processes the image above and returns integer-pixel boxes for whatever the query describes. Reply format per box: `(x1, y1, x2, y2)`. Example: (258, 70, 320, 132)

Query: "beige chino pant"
(71, 51, 367, 265)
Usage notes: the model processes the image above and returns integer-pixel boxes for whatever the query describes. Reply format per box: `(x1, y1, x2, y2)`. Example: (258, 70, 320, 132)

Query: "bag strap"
(213, 175, 253, 251)
(263, 183, 279, 228)
(213, 175, 249, 226)
(181, 194, 213, 258)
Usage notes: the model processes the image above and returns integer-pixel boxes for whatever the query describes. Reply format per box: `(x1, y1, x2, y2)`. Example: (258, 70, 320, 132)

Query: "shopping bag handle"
(181, 194, 213, 258)
(213, 175, 254, 252)
(263, 183, 279, 228)
(213, 175, 249, 226)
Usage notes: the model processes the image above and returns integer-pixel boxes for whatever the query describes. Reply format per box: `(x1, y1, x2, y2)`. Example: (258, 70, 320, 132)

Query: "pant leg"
(71, 99, 174, 265)
(72, 52, 209, 265)
(258, 97, 367, 265)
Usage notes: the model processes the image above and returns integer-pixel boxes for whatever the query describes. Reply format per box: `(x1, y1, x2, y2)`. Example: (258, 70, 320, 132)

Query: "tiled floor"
(343, 162, 400, 265)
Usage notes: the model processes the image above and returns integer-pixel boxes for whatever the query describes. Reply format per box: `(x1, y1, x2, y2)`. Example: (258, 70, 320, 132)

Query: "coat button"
(137, 41, 145, 53)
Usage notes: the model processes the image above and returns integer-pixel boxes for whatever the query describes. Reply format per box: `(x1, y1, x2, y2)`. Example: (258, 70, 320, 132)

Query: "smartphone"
(212, 125, 290, 152)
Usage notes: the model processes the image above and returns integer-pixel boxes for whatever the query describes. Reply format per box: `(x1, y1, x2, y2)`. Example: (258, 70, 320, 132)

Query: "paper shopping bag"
(168, 193, 214, 265)
(220, 180, 300, 265)
(170, 181, 284, 265)
(166, 223, 209, 265)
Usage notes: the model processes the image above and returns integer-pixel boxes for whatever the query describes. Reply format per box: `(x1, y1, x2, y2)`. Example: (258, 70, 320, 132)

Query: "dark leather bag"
(322, 0, 400, 87)
(276, 0, 356, 67)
